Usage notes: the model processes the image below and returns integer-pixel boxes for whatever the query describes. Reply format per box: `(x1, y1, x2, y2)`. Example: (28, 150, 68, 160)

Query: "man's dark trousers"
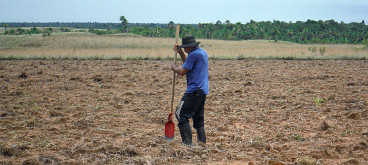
(176, 89, 206, 145)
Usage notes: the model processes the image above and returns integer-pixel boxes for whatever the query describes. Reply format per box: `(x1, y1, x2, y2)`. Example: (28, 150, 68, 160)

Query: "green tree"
(42, 28, 52, 37)
(88, 25, 93, 33)
(120, 16, 128, 26)
(30, 27, 40, 34)
(168, 21, 175, 30)
(215, 20, 223, 30)
(3, 23, 8, 32)
(225, 20, 232, 29)
(362, 38, 368, 49)
(17, 28, 25, 35)
(120, 15, 128, 33)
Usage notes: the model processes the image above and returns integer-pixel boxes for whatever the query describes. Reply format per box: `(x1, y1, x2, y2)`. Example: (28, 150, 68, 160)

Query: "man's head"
(180, 35, 200, 49)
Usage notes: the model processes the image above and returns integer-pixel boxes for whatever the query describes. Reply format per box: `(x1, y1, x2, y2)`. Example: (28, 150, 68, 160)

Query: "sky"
(0, 0, 367, 24)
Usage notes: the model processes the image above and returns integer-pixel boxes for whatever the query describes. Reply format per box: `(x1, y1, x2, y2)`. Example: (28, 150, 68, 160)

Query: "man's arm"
(178, 52, 186, 63)
(174, 45, 186, 63)
(171, 64, 189, 76)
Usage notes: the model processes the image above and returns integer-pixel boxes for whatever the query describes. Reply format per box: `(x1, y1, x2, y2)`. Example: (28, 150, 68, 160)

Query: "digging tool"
(165, 24, 180, 141)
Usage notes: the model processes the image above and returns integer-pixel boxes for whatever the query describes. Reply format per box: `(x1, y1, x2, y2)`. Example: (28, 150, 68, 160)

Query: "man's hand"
(170, 64, 189, 76)
(170, 64, 178, 71)
(174, 44, 184, 54)
(174, 44, 186, 63)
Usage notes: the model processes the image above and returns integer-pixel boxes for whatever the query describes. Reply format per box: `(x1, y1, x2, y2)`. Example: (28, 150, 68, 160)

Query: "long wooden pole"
(170, 24, 180, 116)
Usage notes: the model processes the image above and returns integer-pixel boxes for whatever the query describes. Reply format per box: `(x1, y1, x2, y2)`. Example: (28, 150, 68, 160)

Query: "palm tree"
(168, 21, 174, 30)
(225, 20, 231, 29)
(4, 24, 8, 32)
(120, 16, 128, 33)
(120, 16, 128, 27)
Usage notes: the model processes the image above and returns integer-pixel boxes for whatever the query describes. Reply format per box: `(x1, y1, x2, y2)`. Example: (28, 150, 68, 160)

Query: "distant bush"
(42, 28, 52, 37)
(319, 46, 326, 55)
(60, 27, 71, 32)
(362, 39, 368, 46)
(4, 27, 42, 35)
(308, 47, 317, 53)
(89, 29, 114, 35)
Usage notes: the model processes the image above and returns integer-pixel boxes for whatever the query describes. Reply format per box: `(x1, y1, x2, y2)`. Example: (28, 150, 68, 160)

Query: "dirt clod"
(346, 112, 361, 120)
(19, 72, 27, 79)
(320, 121, 330, 130)
(0, 146, 15, 157)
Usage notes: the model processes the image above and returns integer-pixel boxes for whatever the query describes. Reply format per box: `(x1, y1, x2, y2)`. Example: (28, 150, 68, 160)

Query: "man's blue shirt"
(182, 47, 209, 95)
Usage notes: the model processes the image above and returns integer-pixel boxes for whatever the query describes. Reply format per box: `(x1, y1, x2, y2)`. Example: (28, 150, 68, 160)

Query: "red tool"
(164, 24, 180, 141)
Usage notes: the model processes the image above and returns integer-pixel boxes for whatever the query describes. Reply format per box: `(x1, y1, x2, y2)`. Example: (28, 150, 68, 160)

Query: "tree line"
(2, 19, 367, 44)
(128, 20, 368, 44)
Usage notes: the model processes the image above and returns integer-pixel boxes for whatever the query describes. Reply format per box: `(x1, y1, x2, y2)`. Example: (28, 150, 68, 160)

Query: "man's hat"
(180, 35, 200, 48)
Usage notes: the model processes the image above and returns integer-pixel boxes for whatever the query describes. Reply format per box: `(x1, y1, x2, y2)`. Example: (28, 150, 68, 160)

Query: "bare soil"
(0, 60, 367, 165)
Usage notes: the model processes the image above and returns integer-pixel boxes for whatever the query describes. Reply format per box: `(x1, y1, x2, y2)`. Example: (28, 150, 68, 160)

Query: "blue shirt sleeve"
(182, 54, 195, 70)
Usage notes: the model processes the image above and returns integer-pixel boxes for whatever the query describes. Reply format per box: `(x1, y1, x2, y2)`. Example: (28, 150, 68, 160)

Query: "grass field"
(0, 32, 367, 60)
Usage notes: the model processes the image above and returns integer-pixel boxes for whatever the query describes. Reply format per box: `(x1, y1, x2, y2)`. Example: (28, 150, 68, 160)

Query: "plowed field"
(1, 60, 367, 164)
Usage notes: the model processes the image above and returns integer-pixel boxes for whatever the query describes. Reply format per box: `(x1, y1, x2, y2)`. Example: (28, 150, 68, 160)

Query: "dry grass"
(203, 39, 368, 60)
(0, 32, 367, 60)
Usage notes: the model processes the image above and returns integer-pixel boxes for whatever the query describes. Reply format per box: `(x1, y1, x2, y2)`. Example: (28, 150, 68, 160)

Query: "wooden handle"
(170, 24, 180, 114)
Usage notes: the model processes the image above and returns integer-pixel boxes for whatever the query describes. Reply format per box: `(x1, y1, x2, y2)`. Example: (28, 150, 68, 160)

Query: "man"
(171, 35, 209, 145)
